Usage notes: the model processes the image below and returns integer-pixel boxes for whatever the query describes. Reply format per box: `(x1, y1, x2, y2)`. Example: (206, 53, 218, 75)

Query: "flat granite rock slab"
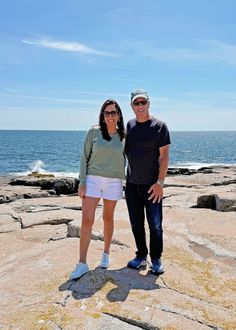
(0, 214, 21, 232)
(0, 168, 235, 329)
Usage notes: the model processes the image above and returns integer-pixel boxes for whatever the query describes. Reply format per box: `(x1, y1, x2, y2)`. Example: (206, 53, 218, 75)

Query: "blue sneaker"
(151, 259, 165, 275)
(69, 262, 89, 280)
(100, 252, 110, 268)
(127, 257, 147, 269)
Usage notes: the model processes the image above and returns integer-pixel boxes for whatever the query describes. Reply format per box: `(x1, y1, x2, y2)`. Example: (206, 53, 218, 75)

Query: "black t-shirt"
(125, 117, 171, 185)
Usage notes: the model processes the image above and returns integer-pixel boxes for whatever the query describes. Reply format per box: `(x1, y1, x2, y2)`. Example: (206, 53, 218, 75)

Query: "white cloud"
(203, 39, 236, 65)
(22, 38, 120, 57)
(0, 92, 102, 105)
(135, 39, 236, 66)
(5, 88, 20, 94)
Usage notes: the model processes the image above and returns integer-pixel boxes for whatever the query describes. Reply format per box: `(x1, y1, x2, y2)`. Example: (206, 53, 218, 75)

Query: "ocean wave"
(170, 162, 236, 170)
(12, 170, 79, 178)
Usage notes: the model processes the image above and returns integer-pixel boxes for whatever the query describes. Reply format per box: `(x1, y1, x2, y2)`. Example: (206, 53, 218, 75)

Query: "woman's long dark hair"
(99, 99, 126, 141)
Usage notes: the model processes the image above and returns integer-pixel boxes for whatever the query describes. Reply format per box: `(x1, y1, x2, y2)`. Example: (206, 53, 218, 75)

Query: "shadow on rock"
(59, 266, 160, 302)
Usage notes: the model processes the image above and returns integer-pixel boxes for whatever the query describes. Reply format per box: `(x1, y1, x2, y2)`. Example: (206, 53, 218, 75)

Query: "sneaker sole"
(150, 269, 165, 275)
(99, 264, 109, 269)
(127, 263, 147, 270)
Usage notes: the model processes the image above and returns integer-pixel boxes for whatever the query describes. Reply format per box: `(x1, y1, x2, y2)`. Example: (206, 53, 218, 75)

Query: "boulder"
(196, 193, 236, 212)
(215, 193, 236, 212)
(9, 177, 79, 196)
(53, 178, 79, 196)
(196, 194, 217, 210)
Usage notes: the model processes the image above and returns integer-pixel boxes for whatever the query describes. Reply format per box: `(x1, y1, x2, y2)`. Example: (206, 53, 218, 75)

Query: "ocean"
(0, 130, 235, 176)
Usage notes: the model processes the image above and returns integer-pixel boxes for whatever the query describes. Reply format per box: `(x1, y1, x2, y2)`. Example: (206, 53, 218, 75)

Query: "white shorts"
(85, 175, 123, 200)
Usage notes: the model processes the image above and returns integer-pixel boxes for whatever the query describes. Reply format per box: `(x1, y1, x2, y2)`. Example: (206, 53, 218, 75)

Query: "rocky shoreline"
(0, 166, 236, 329)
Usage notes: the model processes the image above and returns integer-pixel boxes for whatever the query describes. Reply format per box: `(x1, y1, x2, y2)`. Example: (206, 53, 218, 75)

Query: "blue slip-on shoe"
(150, 259, 165, 275)
(100, 252, 110, 268)
(69, 262, 89, 280)
(127, 257, 147, 269)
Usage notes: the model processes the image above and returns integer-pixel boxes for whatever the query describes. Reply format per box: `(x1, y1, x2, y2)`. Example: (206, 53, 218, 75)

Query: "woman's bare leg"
(102, 199, 117, 254)
(79, 196, 100, 263)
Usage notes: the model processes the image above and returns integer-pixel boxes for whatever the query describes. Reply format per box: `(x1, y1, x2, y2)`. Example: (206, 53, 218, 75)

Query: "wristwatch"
(156, 179, 165, 187)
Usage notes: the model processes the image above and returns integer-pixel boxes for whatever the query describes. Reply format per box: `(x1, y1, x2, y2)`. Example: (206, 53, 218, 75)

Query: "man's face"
(131, 97, 150, 122)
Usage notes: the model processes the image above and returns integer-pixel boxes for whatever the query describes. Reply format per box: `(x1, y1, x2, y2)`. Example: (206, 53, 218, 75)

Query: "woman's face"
(103, 103, 120, 129)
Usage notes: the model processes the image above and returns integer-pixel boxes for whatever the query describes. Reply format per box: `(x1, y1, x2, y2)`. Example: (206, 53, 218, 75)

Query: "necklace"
(108, 130, 117, 134)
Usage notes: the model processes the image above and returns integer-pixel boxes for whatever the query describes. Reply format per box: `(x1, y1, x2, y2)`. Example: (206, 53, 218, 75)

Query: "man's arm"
(158, 144, 170, 182)
(148, 144, 170, 203)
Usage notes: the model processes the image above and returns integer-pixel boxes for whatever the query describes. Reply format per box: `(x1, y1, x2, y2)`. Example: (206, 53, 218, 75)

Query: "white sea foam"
(30, 160, 46, 173)
(13, 170, 79, 178)
(12, 160, 236, 178)
(12, 159, 79, 178)
(171, 162, 236, 170)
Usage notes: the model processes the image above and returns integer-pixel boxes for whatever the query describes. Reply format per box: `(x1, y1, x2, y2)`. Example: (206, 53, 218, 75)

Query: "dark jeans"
(125, 181, 163, 260)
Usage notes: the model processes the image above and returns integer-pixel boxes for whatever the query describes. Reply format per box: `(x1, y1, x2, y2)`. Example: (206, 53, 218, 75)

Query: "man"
(125, 89, 170, 275)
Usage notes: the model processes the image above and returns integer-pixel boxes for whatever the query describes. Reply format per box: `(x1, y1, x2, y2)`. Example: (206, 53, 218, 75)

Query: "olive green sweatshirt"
(79, 127, 125, 187)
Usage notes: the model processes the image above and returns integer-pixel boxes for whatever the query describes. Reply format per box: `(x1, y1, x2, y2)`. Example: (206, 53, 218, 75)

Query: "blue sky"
(0, 0, 235, 131)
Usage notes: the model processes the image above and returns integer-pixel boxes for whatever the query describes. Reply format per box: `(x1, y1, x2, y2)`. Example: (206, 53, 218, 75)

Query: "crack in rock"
(42, 319, 62, 330)
(22, 218, 73, 229)
(159, 278, 230, 309)
(54, 293, 71, 307)
(212, 179, 236, 186)
(160, 305, 222, 329)
(47, 236, 67, 242)
(13, 204, 82, 213)
(103, 312, 158, 330)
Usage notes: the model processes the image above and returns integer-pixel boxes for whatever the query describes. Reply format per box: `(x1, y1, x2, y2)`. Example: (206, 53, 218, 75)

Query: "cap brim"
(132, 94, 149, 102)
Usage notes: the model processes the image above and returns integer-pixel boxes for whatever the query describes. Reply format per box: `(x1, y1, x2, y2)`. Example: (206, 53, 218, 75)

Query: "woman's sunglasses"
(132, 100, 148, 106)
(103, 110, 118, 117)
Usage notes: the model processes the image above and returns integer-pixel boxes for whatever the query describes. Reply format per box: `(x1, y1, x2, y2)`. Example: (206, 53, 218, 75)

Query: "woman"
(70, 99, 126, 280)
